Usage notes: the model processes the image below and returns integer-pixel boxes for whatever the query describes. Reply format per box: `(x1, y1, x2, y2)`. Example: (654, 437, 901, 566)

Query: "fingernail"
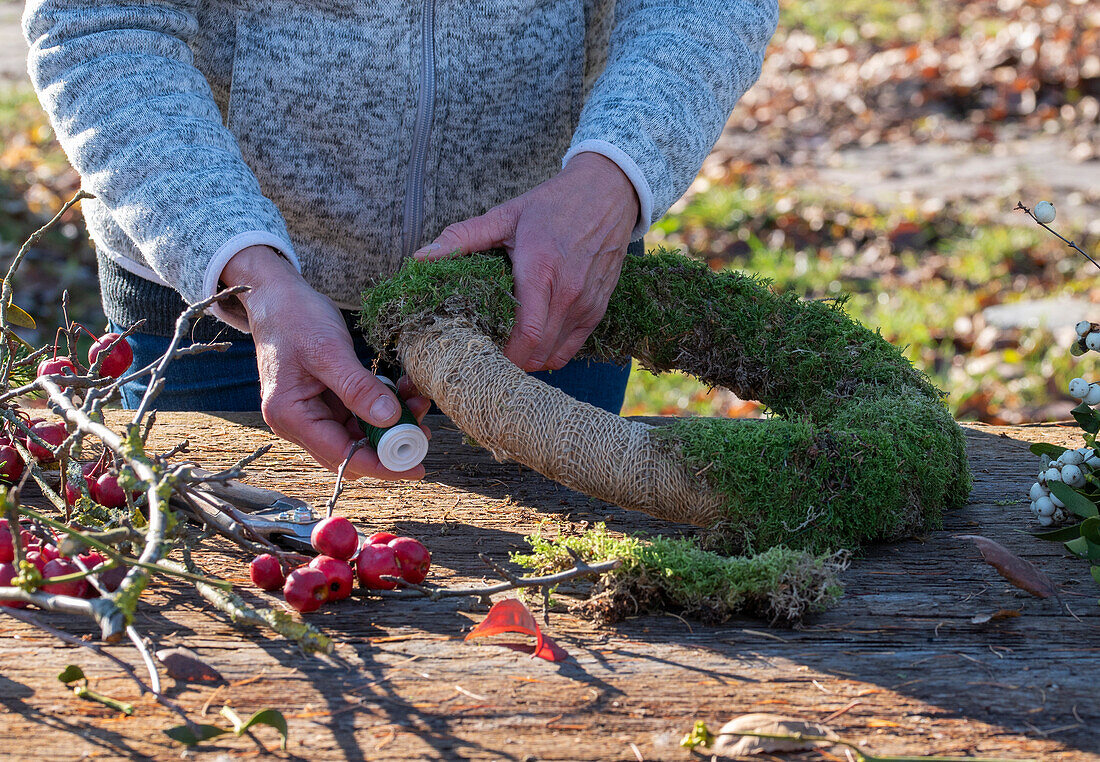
(370, 394, 399, 424)
(413, 242, 441, 259)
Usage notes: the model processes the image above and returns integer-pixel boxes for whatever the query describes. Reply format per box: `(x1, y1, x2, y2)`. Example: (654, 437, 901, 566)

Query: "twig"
(191, 443, 273, 484)
(129, 286, 248, 425)
(161, 557, 333, 654)
(376, 557, 621, 601)
(326, 439, 368, 518)
(1015, 201, 1099, 271)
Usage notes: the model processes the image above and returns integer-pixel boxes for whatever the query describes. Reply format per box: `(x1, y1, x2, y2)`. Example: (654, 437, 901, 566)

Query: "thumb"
(317, 344, 402, 428)
(413, 204, 518, 261)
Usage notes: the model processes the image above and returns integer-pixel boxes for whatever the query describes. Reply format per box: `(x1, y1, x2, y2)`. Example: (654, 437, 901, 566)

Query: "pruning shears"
(176, 469, 365, 553)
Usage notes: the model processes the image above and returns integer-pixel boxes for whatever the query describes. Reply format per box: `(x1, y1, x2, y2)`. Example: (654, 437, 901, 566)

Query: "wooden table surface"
(0, 412, 1096, 761)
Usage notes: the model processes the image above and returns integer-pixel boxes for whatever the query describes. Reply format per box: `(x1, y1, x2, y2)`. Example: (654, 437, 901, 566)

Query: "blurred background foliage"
(0, 0, 1097, 422)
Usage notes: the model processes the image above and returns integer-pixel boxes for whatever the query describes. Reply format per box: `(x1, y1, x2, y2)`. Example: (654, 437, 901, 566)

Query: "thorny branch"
(0, 190, 307, 736)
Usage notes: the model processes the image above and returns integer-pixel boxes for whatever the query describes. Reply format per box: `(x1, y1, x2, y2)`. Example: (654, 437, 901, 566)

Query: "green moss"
(360, 250, 515, 352)
(512, 523, 846, 625)
(360, 248, 972, 555)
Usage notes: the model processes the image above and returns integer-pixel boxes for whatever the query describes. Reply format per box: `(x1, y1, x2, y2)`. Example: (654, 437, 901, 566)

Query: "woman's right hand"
(220, 245, 430, 480)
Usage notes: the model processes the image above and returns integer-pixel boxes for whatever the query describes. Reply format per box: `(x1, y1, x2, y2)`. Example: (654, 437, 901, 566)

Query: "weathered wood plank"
(0, 414, 1096, 760)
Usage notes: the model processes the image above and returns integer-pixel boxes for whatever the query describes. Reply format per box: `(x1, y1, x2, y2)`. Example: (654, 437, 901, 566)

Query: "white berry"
(1085, 384, 1100, 405)
(1049, 491, 1065, 508)
(1029, 482, 1047, 501)
(1088, 334, 1100, 352)
(1069, 378, 1090, 399)
(1077, 320, 1092, 338)
(1033, 201, 1056, 224)
(1087, 456, 1100, 469)
(1062, 464, 1086, 487)
(1037, 514, 1054, 526)
(1059, 449, 1085, 465)
(1045, 467, 1063, 483)
(1034, 496, 1056, 516)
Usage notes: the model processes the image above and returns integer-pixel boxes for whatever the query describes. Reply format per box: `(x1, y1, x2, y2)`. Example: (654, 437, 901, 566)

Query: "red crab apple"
(356, 543, 402, 590)
(27, 421, 67, 462)
(388, 537, 431, 584)
(365, 531, 397, 546)
(73, 461, 101, 503)
(0, 563, 25, 608)
(41, 558, 88, 597)
(0, 444, 24, 484)
(94, 473, 128, 509)
(249, 554, 285, 591)
(310, 516, 358, 560)
(36, 356, 76, 378)
(22, 549, 48, 575)
(78, 552, 104, 569)
(97, 563, 126, 593)
(0, 527, 13, 563)
(283, 567, 329, 613)
(88, 332, 134, 379)
(309, 555, 354, 601)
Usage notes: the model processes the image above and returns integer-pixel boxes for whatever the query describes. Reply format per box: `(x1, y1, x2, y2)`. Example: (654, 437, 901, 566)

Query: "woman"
(22, 0, 778, 480)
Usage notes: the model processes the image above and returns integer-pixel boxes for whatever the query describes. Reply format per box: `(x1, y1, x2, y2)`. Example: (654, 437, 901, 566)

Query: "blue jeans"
(112, 319, 630, 414)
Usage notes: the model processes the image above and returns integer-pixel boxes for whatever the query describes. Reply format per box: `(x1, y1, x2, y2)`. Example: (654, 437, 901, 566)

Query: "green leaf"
(3, 302, 35, 329)
(1030, 442, 1068, 459)
(57, 665, 85, 684)
(221, 707, 289, 750)
(163, 724, 229, 746)
(1029, 524, 1083, 542)
(1071, 402, 1100, 434)
(1065, 536, 1100, 561)
(1081, 517, 1100, 545)
(1092, 566, 1100, 587)
(1048, 482, 1099, 519)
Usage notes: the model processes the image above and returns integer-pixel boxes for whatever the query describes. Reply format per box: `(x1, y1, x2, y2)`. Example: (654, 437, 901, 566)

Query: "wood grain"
(0, 413, 1095, 761)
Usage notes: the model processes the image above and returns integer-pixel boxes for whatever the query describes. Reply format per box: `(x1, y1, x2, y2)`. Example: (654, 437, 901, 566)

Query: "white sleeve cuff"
(563, 139, 653, 241)
(202, 231, 301, 332)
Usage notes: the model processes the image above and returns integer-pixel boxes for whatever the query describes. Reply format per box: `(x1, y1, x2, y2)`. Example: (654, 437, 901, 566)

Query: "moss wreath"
(361, 249, 972, 621)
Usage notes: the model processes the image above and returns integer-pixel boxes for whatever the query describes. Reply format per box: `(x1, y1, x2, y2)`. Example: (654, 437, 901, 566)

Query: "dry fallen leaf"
(957, 535, 1056, 599)
(156, 647, 226, 684)
(970, 609, 1022, 625)
(464, 598, 569, 663)
(704, 713, 839, 758)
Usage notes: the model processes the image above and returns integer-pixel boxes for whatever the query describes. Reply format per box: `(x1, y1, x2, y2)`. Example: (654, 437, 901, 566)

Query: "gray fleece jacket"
(23, 0, 778, 333)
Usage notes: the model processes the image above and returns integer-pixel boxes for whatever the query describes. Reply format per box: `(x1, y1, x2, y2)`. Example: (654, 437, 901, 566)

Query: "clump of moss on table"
(512, 524, 846, 625)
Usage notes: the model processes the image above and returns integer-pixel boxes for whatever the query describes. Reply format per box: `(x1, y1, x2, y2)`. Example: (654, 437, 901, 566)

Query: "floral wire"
(326, 438, 369, 519)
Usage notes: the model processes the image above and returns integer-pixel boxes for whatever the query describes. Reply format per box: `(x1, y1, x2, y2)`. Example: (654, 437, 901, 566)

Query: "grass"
(779, 0, 955, 44)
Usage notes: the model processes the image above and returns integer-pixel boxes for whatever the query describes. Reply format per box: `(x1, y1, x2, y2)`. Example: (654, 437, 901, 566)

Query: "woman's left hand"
(413, 152, 639, 372)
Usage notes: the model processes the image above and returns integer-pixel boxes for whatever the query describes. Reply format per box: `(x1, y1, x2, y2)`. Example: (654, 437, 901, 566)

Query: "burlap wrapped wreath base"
(362, 249, 970, 558)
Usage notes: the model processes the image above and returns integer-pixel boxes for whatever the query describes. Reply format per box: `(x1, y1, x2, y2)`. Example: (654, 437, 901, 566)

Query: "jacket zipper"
(401, 0, 437, 258)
